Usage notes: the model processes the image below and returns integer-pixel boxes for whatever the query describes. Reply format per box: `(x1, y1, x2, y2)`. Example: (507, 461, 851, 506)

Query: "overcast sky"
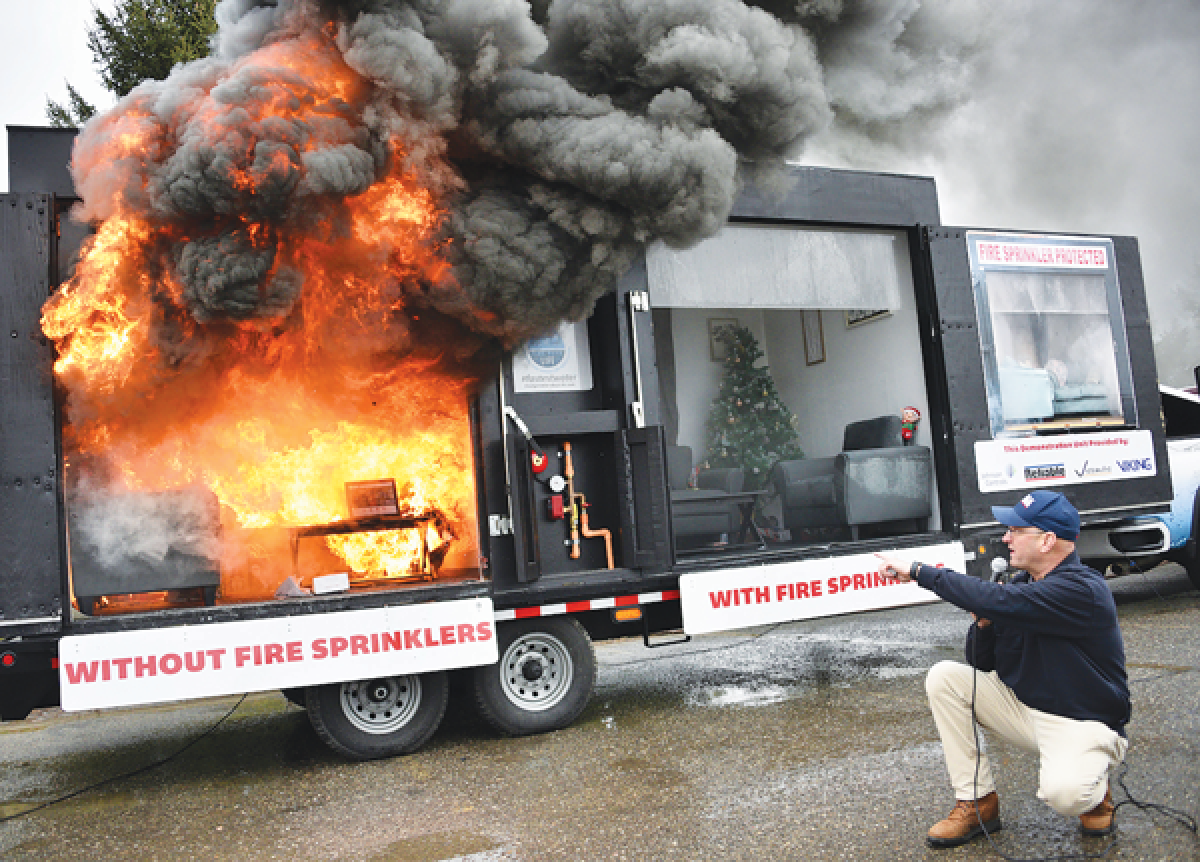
(2, 2, 114, 183)
(2, 1, 1198, 383)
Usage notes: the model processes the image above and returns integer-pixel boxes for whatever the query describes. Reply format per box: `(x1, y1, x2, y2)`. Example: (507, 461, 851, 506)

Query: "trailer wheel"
(305, 672, 448, 760)
(472, 617, 596, 736)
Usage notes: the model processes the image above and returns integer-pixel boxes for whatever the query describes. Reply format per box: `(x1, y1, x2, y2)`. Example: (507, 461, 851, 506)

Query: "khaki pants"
(926, 660, 1128, 817)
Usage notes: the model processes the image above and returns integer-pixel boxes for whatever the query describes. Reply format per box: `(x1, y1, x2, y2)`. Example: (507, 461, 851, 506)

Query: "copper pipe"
(563, 441, 580, 559)
(578, 495, 614, 570)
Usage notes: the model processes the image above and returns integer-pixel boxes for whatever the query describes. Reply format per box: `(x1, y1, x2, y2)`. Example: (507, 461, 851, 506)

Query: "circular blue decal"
(526, 334, 567, 369)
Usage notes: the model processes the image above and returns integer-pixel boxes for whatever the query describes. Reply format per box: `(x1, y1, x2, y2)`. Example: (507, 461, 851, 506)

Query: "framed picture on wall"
(802, 310, 825, 365)
(845, 308, 891, 328)
(708, 317, 738, 361)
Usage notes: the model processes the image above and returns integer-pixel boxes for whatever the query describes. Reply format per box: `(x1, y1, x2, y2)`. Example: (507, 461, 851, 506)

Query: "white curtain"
(646, 224, 904, 310)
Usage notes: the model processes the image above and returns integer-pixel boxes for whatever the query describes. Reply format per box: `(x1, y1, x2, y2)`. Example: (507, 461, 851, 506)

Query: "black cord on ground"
(1127, 558, 1169, 602)
(969, 646, 1119, 862)
(0, 693, 248, 824)
(967, 620, 1197, 862)
(1114, 763, 1198, 834)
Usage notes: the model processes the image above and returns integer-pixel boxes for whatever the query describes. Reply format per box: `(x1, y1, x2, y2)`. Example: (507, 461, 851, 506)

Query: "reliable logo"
(1116, 458, 1154, 473)
(1025, 463, 1066, 481)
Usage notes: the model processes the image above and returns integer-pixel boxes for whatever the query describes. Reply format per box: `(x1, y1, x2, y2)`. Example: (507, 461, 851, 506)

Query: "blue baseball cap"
(991, 490, 1080, 541)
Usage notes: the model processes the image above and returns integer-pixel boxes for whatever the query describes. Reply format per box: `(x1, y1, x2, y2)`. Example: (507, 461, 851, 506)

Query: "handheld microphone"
(990, 557, 1010, 584)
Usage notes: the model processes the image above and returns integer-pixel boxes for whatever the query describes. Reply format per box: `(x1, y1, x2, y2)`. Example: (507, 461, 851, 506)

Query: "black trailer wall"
(0, 194, 66, 635)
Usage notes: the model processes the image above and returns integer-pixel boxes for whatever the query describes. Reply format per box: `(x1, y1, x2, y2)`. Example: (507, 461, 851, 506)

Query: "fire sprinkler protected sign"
(59, 598, 497, 712)
(679, 542, 962, 635)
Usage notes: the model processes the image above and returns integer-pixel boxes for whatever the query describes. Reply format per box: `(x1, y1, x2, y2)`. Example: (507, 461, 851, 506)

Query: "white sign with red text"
(975, 240, 1109, 269)
(59, 598, 497, 712)
(974, 430, 1156, 493)
(679, 542, 963, 635)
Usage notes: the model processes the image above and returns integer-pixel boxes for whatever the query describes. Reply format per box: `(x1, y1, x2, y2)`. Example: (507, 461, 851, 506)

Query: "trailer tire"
(305, 672, 448, 761)
(472, 617, 596, 736)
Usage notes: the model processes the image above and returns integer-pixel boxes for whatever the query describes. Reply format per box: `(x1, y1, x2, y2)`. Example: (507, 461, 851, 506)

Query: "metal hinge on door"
(488, 514, 513, 536)
(627, 290, 649, 428)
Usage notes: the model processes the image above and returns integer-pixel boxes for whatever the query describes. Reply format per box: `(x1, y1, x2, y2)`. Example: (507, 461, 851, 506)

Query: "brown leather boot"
(927, 792, 1002, 848)
(1080, 788, 1115, 836)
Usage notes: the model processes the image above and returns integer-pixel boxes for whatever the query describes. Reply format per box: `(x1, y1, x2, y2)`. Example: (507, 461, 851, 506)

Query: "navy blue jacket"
(915, 552, 1130, 734)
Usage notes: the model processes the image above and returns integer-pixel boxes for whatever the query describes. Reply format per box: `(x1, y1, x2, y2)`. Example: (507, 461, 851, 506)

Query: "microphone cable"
(964, 602, 1196, 861)
(0, 693, 248, 824)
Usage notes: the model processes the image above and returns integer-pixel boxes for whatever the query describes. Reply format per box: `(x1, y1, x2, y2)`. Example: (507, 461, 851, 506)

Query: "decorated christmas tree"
(703, 324, 803, 490)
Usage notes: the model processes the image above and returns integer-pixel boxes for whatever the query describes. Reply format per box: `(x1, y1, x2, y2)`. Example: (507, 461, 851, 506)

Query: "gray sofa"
(769, 416, 932, 539)
(666, 445, 745, 542)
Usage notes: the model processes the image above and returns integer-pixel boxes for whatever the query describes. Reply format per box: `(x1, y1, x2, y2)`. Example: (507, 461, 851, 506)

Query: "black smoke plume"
(69, 0, 987, 350)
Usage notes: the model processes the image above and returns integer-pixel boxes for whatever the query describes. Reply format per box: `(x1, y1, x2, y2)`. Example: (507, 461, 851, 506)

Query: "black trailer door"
(924, 227, 1171, 535)
(0, 194, 65, 635)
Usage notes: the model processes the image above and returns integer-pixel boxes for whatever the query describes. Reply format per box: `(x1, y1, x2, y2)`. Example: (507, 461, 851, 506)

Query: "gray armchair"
(770, 416, 932, 539)
(666, 445, 744, 542)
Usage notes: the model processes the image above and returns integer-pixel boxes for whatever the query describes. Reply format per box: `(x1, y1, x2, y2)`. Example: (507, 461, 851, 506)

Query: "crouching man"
(876, 490, 1130, 848)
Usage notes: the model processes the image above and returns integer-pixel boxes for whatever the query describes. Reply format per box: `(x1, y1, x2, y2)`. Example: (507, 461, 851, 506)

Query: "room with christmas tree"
(647, 223, 941, 557)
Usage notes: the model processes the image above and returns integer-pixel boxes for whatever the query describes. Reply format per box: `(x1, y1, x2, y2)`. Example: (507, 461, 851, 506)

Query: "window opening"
(649, 225, 941, 558)
(968, 232, 1136, 437)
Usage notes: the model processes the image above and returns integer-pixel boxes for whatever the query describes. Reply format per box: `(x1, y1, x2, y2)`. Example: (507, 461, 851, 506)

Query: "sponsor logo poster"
(679, 542, 963, 636)
(512, 320, 594, 393)
(974, 430, 1156, 493)
(59, 598, 497, 712)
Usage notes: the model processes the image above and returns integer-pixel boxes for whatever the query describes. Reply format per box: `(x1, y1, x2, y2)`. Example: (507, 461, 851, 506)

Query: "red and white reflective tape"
(494, 589, 680, 622)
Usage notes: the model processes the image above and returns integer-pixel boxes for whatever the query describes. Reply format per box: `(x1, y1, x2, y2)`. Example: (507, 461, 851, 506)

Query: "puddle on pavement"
(687, 683, 791, 707)
(366, 830, 500, 862)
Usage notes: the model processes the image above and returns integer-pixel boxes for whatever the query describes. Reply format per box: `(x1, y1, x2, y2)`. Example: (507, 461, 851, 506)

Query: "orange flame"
(45, 26, 481, 605)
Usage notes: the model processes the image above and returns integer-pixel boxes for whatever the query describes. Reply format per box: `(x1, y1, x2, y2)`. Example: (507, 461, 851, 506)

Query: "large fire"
(42, 25, 481, 607)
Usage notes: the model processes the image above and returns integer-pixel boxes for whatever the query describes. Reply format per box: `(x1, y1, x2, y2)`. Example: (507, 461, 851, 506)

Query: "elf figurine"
(901, 406, 921, 444)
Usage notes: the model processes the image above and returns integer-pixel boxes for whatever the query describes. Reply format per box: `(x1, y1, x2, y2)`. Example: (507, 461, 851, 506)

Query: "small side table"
(725, 490, 769, 549)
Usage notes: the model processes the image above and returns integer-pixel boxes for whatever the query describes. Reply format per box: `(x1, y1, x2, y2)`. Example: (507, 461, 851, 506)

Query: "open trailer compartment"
(636, 171, 957, 576)
(647, 223, 944, 558)
(52, 316, 491, 621)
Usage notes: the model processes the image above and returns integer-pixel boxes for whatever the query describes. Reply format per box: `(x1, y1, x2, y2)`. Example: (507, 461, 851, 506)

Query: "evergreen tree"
(47, 0, 218, 127)
(703, 324, 803, 490)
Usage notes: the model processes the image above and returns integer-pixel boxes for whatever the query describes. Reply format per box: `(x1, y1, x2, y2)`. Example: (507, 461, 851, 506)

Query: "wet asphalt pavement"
(1, 565, 1197, 861)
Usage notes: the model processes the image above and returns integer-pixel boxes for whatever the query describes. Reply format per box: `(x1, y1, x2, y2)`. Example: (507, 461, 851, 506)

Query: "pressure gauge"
(548, 475, 567, 493)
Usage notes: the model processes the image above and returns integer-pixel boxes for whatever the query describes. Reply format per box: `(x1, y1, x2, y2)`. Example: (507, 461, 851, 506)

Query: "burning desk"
(290, 512, 442, 590)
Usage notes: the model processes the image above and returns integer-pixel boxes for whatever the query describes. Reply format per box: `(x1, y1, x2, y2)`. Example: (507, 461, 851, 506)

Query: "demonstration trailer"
(0, 128, 1173, 758)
